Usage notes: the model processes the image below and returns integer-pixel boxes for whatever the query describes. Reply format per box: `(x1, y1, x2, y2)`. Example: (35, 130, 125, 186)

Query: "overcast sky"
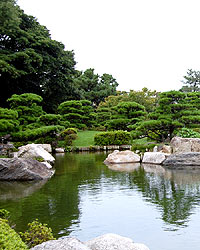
(17, 0, 200, 92)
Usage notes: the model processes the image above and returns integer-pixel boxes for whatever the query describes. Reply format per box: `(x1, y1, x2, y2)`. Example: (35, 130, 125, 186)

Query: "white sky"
(17, 0, 200, 92)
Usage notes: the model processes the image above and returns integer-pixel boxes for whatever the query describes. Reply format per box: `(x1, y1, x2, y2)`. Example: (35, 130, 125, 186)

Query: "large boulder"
(16, 144, 55, 164)
(170, 137, 200, 153)
(162, 152, 200, 167)
(0, 158, 54, 180)
(31, 237, 90, 250)
(142, 152, 168, 165)
(35, 144, 52, 153)
(85, 233, 150, 250)
(104, 150, 140, 164)
(31, 234, 150, 250)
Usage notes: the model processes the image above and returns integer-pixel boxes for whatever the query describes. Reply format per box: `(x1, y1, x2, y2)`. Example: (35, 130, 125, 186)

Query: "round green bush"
(0, 219, 28, 250)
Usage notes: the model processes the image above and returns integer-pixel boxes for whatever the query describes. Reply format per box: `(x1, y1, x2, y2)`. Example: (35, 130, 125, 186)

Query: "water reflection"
(1, 153, 200, 249)
(0, 180, 47, 201)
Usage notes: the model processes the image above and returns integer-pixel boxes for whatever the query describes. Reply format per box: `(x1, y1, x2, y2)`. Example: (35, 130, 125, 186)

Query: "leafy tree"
(134, 91, 200, 142)
(0, 107, 19, 136)
(73, 69, 118, 107)
(0, 1, 77, 112)
(180, 69, 200, 92)
(7, 93, 45, 128)
(57, 100, 96, 129)
(99, 87, 158, 113)
(106, 101, 146, 131)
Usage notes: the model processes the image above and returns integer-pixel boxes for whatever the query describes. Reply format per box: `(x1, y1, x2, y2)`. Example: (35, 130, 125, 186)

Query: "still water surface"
(1, 152, 200, 250)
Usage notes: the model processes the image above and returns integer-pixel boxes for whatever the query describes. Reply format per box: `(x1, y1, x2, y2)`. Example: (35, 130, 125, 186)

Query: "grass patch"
(73, 131, 101, 147)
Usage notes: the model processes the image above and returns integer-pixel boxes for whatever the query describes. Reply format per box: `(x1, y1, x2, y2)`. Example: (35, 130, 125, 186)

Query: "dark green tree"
(0, 107, 19, 136)
(73, 69, 118, 107)
(134, 91, 200, 142)
(0, 0, 77, 112)
(57, 100, 96, 129)
(7, 93, 45, 128)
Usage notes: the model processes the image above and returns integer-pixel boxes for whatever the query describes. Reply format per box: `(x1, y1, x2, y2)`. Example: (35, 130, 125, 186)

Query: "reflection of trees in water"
(2, 153, 200, 237)
(127, 165, 200, 229)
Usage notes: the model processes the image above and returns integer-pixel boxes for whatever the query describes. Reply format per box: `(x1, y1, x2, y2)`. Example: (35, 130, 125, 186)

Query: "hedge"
(94, 130, 131, 146)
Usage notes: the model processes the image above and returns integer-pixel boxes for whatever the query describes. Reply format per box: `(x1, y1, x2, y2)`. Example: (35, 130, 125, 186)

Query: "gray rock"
(170, 137, 200, 153)
(85, 233, 150, 250)
(31, 237, 90, 250)
(162, 152, 200, 167)
(16, 144, 55, 164)
(104, 150, 140, 164)
(142, 152, 168, 164)
(0, 158, 54, 180)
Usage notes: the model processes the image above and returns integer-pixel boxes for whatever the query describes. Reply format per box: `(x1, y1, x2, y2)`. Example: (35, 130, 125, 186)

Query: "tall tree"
(180, 69, 200, 92)
(73, 69, 118, 107)
(0, 0, 77, 112)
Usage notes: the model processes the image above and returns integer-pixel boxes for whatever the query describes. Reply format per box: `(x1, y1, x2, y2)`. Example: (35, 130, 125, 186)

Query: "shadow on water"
(1, 152, 200, 240)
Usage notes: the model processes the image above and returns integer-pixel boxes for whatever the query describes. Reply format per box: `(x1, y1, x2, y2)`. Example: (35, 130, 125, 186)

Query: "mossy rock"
(0, 219, 28, 250)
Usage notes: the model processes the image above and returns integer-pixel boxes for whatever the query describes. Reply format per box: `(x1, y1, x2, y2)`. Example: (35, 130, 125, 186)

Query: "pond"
(1, 152, 200, 250)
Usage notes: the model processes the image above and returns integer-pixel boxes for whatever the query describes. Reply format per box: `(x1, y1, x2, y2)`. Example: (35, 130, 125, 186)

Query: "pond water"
(1, 152, 200, 250)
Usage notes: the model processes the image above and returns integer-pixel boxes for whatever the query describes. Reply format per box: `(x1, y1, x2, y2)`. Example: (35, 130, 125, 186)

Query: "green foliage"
(12, 125, 64, 142)
(8, 93, 45, 127)
(73, 69, 118, 107)
(0, 2, 76, 112)
(58, 100, 95, 129)
(134, 91, 200, 142)
(0, 209, 10, 220)
(60, 128, 78, 146)
(60, 128, 78, 137)
(176, 128, 200, 138)
(99, 87, 157, 113)
(94, 130, 131, 146)
(0, 218, 28, 250)
(105, 118, 130, 131)
(20, 219, 55, 248)
(38, 114, 62, 126)
(0, 107, 19, 136)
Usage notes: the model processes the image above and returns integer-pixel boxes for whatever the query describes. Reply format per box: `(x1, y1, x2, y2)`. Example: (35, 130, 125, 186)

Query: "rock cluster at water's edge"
(31, 233, 150, 250)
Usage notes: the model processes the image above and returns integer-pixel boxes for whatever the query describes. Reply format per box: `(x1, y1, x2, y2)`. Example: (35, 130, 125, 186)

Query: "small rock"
(55, 148, 65, 153)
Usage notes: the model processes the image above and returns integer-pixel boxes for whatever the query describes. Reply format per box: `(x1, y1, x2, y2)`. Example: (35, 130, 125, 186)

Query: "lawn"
(73, 130, 101, 147)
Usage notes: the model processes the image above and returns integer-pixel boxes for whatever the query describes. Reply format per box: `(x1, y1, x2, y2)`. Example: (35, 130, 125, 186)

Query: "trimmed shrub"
(38, 114, 62, 126)
(20, 219, 55, 248)
(0, 219, 28, 250)
(12, 125, 64, 142)
(94, 130, 131, 146)
(105, 118, 130, 131)
(60, 128, 78, 146)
